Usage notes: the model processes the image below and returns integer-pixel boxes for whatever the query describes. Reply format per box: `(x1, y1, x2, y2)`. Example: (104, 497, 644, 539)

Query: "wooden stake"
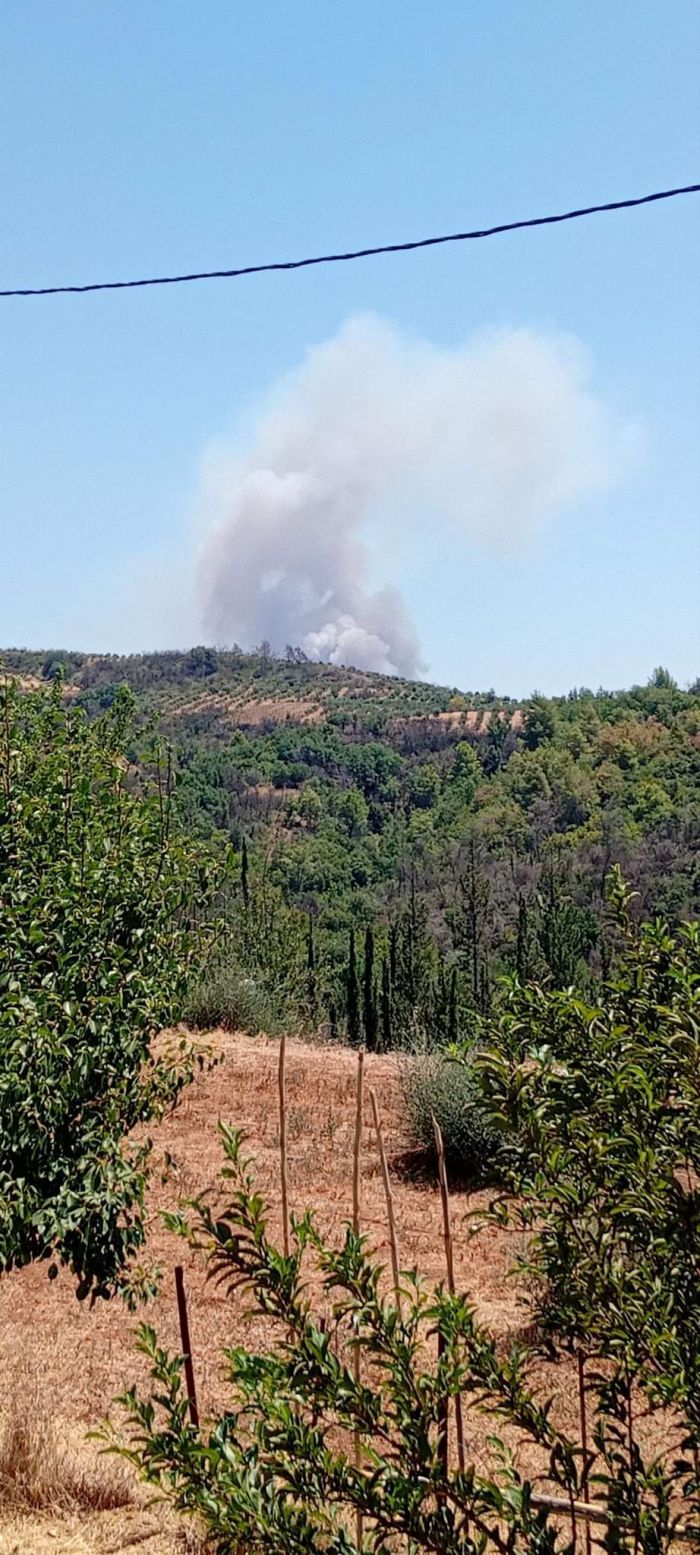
(174, 1265, 199, 1429)
(370, 1089, 411, 1555)
(432, 1115, 465, 1475)
(627, 1376, 640, 1555)
(278, 1033, 290, 1258)
(369, 1088, 401, 1314)
(353, 1050, 365, 1237)
(353, 1051, 365, 1552)
(577, 1352, 592, 1555)
(437, 1329, 448, 1477)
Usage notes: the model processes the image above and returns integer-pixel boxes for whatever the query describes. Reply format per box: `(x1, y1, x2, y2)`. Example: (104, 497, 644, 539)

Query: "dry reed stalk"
(174, 1265, 200, 1429)
(577, 1352, 592, 1555)
(568, 1486, 578, 1552)
(627, 1377, 640, 1555)
(369, 1087, 401, 1314)
(368, 1095, 412, 1555)
(432, 1115, 466, 1475)
(533, 1494, 695, 1546)
(352, 1050, 365, 1552)
(436, 1329, 448, 1479)
(0, 1357, 132, 1513)
(353, 1050, 365, 1237)
(278, 1032, 290, 1258)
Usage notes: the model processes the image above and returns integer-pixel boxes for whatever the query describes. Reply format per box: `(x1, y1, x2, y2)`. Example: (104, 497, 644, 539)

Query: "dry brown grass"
(0, 1032, 678, 1550)
(0, 1360, 132, 1514)
(0, 1361, 204, 1552)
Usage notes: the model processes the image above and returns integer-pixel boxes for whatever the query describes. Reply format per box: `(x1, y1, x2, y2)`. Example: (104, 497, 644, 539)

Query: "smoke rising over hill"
(197, 314, 632, 675)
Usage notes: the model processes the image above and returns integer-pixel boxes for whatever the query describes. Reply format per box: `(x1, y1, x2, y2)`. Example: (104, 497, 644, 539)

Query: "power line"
(2, 181, 698, 299)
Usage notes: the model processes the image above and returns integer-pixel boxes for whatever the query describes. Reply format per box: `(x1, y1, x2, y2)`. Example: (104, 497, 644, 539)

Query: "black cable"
(2, 182, 698, 299)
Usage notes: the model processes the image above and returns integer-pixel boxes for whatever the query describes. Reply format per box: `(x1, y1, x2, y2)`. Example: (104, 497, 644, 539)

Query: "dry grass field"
(0, 1032, 669, 1554)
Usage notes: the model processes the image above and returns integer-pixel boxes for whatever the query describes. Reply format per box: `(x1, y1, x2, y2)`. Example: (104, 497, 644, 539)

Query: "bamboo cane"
(278, 1032, 290, 1258)
(353, 1050, 364, 1236)
(174, 1265, 199, 1429)
(368, 1094, 411, 1555)
(369, 1088, 401, 1314)
(353, 1051, 365, 1551)
(627, 1376, 640, 1555)
(577, 1352, 592, 1555)
(432, 1115, 466, 1475)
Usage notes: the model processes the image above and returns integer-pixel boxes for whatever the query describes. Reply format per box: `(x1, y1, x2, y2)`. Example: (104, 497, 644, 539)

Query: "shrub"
(182, 963, 283, 1036)
(0, 680, 215, 1298)
(478, 874, 700, 1413)
(402, 1052, 501, 1181)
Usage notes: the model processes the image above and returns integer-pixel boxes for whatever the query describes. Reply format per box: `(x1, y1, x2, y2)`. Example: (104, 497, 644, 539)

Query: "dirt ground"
(0, 1032, 650, 1553)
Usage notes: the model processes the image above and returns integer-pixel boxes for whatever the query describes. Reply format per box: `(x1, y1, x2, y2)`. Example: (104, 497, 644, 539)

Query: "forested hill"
(2, 646, 699, 1039)
(0, 644, 518, 728)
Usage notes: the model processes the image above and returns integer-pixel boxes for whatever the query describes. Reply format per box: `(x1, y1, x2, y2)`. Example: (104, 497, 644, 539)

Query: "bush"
(0, 680, 215, 1298)
(402, 1052, 501, 1181)
(478, 871, 700, 1438)
(182, 963, 282, 1036)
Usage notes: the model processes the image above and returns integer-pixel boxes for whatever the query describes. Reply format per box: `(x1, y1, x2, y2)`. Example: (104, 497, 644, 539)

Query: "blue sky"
(1, 1, 698, 695)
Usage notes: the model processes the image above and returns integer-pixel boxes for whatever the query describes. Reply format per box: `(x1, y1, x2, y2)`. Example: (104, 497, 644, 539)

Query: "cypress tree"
(438, 960, 447, 1011)
(389, 921, 398, 985)
(466, 837, 480, 1004)
(448, 966, 458, 1045)
(479, 958, 491, 1015)
(346, 930, 361, 1046)
(241, 836, 250, 910)
(516, 896, 528, 981)
(363, 925, 377, 1051)
(307, 914, 317, 1014)
(381, 955, 392, 1052)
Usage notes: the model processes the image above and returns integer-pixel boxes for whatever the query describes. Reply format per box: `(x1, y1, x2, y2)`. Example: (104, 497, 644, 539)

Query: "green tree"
(649, 665, 677, 690)
(522, 694, 557, 750)
(362, 924, 377, 1051)
(337, 787, 369, 837)
(346, 929, 361, 1046)
(536, 871, 598, 987)
(447, 964, 458, 1043)
(448, 836, 491, 1009)
(478, 874, 700, 1530)
(380, 953, 392, 1052)
(452, 740, 481, 798)
(407, 763, 441, 810)
(0, 681, 210, 1299)
(306, 914, 317, 1018)
(515, 896, 535, 982)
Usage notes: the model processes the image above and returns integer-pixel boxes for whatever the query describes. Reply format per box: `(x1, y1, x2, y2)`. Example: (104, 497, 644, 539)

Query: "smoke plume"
(198, 314, 631, 675)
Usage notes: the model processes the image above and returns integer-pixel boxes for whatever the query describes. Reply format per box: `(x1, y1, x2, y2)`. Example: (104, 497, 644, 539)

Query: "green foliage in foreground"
(476, 869, 700, 1444)
(0, 680, 214, 1299)
(115, 1124, 699, 1553)
(115, 891, 700, 1549)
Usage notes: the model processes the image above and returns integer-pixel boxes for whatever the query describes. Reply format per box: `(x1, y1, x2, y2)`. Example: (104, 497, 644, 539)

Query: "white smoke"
(198, 314, 633, 675)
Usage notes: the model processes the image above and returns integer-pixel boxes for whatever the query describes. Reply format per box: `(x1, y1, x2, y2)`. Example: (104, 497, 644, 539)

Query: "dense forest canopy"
(2, 646, 698, 1045)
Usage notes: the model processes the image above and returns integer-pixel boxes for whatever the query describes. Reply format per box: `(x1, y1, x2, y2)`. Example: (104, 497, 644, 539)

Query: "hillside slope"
(0, 645, 519, 732)
(2, 649, 698, 1042)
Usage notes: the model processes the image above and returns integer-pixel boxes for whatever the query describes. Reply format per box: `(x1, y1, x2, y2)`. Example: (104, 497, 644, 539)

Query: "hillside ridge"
(0, 646, 522, 733)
